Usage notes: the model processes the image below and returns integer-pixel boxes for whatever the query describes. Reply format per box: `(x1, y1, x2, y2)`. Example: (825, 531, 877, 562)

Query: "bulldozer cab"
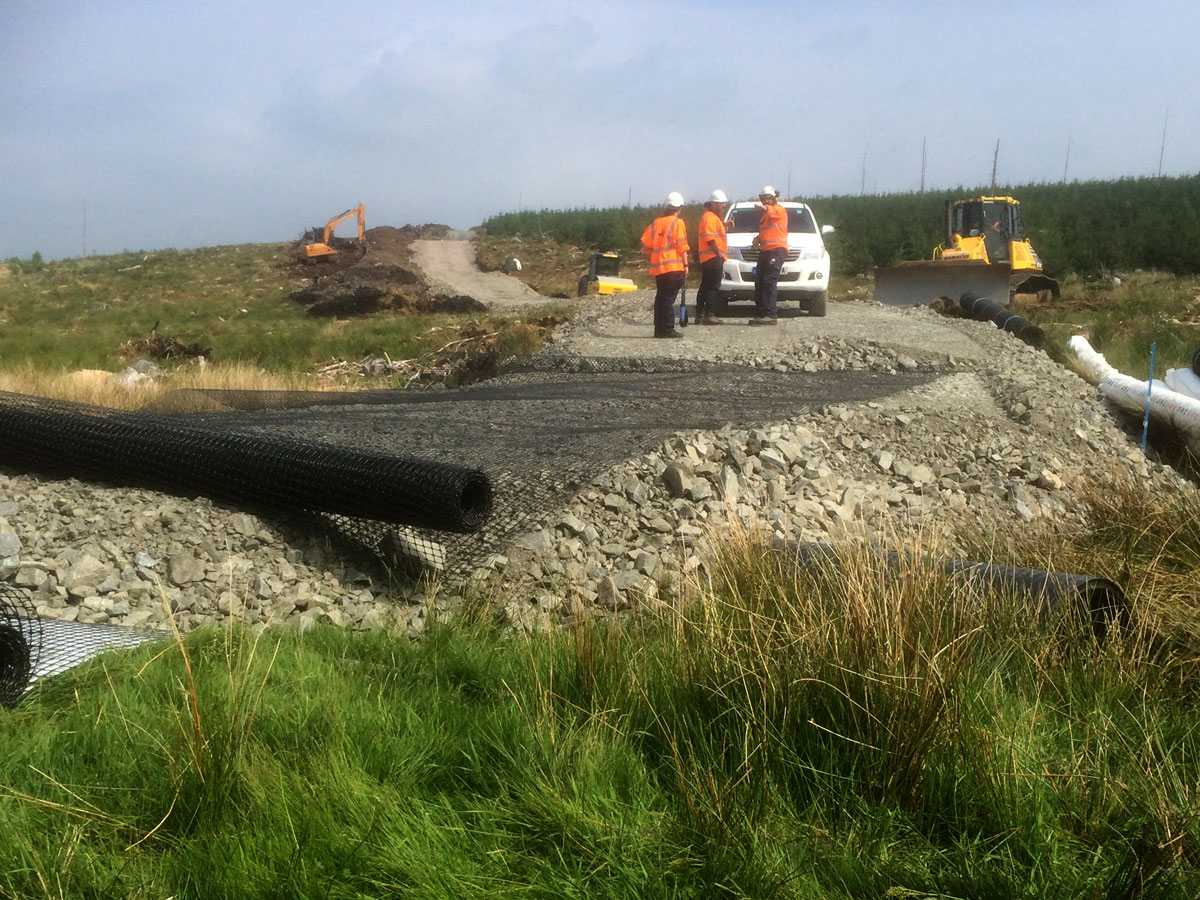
(578, 251, 637, 297)
(589, 252, 622, 279)
(949, 197, 1025, 265)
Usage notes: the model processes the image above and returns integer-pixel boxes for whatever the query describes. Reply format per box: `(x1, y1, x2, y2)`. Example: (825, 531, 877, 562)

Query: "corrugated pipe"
(781, 541, 1128, 643)
(959, 292, 1044, 346)
(1165, 366, 1200, 401)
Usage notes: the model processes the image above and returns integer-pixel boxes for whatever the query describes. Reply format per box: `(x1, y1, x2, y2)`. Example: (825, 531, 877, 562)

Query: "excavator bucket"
(873, 260, 1014, 307)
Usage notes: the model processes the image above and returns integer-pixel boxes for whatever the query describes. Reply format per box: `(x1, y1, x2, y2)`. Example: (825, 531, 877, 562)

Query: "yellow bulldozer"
(577, 251, 637, 297)
(873, 196, 1059, 306)
(301, 203, 365, 260)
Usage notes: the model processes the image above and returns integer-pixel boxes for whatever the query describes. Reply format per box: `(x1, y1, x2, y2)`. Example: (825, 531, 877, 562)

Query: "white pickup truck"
(716, 201, 834, 317)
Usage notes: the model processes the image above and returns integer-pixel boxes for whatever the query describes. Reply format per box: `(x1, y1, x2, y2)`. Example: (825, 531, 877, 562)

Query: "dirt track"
(411, 231, 549, 309)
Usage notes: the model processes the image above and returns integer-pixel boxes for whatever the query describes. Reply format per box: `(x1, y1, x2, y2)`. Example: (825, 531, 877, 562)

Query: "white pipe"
(1069, 334, 1115, 383)
(1071, 336, 1200, 452)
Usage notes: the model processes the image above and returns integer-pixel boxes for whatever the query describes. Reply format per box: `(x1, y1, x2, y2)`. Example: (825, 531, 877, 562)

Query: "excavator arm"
(303, 203, 365, 259)
(322, 204, 365, 243)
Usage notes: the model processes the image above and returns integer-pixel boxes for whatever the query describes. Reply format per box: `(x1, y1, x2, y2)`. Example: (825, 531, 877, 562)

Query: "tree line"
(482, 173, 1200, 278)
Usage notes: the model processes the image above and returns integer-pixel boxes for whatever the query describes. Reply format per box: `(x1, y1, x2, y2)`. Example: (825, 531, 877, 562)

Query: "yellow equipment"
(577, 252, 637, 297)
(302, 204, 365, 259)
(873, 196, 1059, 306)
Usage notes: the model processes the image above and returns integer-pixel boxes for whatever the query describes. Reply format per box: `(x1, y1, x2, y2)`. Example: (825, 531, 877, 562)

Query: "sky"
(3, 0, 1199, 261)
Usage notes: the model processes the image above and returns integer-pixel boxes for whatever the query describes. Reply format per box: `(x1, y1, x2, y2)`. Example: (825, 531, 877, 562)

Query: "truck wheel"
(577, 277, 590, 298)
(807, 291, 827, 317)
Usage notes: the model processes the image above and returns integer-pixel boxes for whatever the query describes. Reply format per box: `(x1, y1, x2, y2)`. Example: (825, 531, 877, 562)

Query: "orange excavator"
(302, 204, 365, 259)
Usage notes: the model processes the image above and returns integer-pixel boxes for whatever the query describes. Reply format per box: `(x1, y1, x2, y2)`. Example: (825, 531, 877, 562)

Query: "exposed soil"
(286, 225, 472, 318)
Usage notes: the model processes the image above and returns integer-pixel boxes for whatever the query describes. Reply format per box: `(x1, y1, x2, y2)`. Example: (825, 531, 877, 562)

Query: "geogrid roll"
(1, 584, 165, 707)
(959, 293, 1044, 346)
(784, 542, 1128, 643)
(0, 390, 492, 533)
(0, 585, 40, 708)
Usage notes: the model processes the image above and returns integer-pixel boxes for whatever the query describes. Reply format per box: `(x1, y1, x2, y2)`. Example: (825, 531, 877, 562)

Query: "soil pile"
(287, 225, 481, 317)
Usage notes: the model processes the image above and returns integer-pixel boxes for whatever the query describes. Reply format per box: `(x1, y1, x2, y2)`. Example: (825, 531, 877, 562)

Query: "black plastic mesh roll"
(1, 585, 41, 708)
(1, 360, 935, 578)
(1, 585, 168, 707)
(0, 390, 491, 533)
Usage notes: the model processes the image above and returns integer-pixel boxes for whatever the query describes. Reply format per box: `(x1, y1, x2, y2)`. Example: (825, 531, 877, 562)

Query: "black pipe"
(783, 542, 1128, 643)
(959, 292, 1044, 346)
(0, 392, 493, 534)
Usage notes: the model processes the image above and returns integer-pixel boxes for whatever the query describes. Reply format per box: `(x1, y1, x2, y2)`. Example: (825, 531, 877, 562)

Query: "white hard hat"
(759, 185, 778, 198)
(708, 189, 728, 203)
(665, 191, 684, 208)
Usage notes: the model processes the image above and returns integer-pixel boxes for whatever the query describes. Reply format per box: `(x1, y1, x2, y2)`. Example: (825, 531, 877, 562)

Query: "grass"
(3, 473, 1199, 898)
(0, 247, 568, 399)
(1015, 271, 1200, 377)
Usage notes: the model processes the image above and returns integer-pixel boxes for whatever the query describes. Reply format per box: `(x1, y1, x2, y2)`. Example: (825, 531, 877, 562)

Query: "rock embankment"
(0, 298, 1190, 633)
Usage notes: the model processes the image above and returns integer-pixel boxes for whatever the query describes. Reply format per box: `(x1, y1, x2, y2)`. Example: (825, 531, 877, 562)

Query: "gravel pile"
(0, 299, 1189, 634)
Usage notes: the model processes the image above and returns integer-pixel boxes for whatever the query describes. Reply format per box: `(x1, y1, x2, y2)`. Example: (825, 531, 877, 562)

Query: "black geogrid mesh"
(0, 359, 936, 699)
(141, 355, 936, 578)
(0, 585, 39, 708)
(1, 584, 164, 706)
(0, 389, 492, 574)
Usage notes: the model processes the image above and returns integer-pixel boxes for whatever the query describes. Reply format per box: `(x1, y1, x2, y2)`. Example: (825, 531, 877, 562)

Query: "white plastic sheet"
(1165, 367, 1200, 402)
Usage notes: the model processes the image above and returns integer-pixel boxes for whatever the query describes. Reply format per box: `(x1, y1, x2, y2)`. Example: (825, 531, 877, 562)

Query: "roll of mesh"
(0, 585, 40, 708)
(0, 391, 491, 533)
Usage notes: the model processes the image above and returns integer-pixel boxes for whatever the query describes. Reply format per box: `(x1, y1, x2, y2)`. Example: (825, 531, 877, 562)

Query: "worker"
(640, 192, 689, 338)
(695, 189, 728, 325)
(750, 185, 787, 326)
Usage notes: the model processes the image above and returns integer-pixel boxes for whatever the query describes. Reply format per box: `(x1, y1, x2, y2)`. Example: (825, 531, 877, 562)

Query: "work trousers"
(653, 271, 685, 335)
(754, 247, 787, 319)
(695, 256, 724, 318)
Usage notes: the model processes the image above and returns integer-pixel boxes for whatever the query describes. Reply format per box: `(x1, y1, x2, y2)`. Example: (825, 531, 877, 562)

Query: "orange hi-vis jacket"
(697, 210, 728, 263)
(641, 214, 689, 276)
(759, 203, 789, 252)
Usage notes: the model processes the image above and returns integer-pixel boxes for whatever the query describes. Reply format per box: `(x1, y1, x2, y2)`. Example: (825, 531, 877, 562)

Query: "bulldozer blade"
(873, 260, 1013, 307)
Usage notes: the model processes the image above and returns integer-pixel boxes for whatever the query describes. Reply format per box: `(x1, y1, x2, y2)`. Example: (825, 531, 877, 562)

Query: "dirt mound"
(287, 224, 471, 318)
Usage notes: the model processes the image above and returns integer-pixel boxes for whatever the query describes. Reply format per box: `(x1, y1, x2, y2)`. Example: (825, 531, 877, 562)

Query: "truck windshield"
(725, 206, 815, 234)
